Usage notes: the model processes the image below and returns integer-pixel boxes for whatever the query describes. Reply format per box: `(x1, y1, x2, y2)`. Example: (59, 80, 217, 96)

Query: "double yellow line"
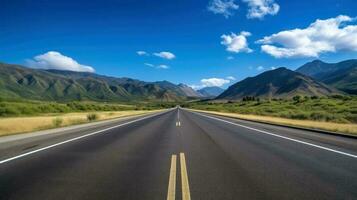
(167, 153, 191, 200)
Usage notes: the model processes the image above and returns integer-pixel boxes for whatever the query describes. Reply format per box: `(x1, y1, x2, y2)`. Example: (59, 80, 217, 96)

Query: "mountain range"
(198, 87, 224, 98)
(217, 67, 339, 100)
(296, 59, 357, 94)
(0, 59, 356, 102)
(0, 63, 200, 102)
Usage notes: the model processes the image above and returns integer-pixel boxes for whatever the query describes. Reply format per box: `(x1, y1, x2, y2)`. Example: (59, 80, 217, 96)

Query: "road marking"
(0, 110, 171, 165)
(176, 121, 181, 127)
(193, 111, 357, 159)
(180, 153, 191, 200)
(167, 155, 177, 200)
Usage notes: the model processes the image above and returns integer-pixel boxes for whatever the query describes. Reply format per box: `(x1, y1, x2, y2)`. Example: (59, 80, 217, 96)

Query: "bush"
(53, 117, 63, 127)
(290, 113, 309, 120)
(292, 95, 301, 102)
(87, 113, 99, 121)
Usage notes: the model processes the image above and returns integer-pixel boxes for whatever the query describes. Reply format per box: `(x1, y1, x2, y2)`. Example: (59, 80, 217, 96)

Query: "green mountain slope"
(216, 68, 339, 100)
(296, 59, 357, 94)
(0, 63, 190, 102)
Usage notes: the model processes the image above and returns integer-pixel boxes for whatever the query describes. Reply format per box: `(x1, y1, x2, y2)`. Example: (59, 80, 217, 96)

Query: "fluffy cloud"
(153, 51, 176, 60)
(226, 76, 236, 80)
(221, 31, 253, 53)
(257, 15, 357, 58)
(191, 77, 231, 90)
(243, 0, 280, 19)
(207, 0, 239, 18)
(144, 63, 169, 69)
(201, 78, 230, 87)
(26, 51, 94, 72)
(137, 51, 148, 56)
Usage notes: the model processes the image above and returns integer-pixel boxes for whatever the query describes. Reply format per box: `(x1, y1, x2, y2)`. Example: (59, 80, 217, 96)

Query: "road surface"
(0, 107, 356, 199)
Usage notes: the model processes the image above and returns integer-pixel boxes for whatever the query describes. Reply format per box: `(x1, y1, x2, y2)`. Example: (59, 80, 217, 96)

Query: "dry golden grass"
(190, 109, 357, 136)
(0, 110, 161, 137)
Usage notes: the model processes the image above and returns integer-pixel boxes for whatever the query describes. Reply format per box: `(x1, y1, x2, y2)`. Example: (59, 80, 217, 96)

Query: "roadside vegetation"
(183, 95, 357, 124)
(182, 95, 357, 135)
(0, 100, 176, 137)
(0, 100, 176, 117)
(0, 110, 162, 137)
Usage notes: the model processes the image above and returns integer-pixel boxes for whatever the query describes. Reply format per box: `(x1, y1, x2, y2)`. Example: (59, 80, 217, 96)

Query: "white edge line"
(188, 110, 357, 159)
(0, 109, 173, 164)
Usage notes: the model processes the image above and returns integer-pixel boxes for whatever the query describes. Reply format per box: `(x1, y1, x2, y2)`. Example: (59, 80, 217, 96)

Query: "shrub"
(290, 113, 309, 120)
(87, 113, 99, 121)
(311, 96, 319, 100)
(292, 95, 301, 102)
(53, 117, 63, 127)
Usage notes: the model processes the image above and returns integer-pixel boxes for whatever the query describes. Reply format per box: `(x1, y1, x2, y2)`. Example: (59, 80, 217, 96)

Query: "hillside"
(216, 67, 339, 100)
(197, 86, 224, 97)
(296, 59, 357, 94)
(0, 63, 192, 102)
(177, 83, 203, 97)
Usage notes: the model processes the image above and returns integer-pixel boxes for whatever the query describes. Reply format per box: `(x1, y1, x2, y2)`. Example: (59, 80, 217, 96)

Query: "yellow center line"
(180, 153, 191, 200)
(167, 155, 177, 200)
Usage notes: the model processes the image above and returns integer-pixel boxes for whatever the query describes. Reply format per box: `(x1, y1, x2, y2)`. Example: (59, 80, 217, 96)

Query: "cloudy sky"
(1, 0, 357, 88)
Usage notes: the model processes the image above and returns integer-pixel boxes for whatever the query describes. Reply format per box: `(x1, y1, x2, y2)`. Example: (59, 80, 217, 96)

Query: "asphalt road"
(0, 107, 356, 200)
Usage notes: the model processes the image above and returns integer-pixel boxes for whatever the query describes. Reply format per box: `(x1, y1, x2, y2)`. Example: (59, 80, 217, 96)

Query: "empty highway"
(0, 107, 356, 200)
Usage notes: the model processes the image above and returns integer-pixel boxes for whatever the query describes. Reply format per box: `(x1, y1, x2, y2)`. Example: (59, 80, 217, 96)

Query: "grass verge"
(189, 109, 357, 136)
(0, 110, 162, 137)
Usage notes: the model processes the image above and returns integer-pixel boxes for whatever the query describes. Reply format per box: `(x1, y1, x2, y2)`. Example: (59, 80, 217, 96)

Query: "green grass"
(182, 95, 357, 124)
(0, 100, 177, 117)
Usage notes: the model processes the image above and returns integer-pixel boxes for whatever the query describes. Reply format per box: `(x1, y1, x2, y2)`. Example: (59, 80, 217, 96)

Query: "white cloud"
(201, 78, 230, 87)
(221, 31, 253, 53)
(144, 63, 154, 67)
(26, 51, 95, 72)
(207, 0, 239, 18)
(157, 64, 169, 69)
(227, 56, 235, 60)
(243, 0, 280, 19)
(144, 63, 169, 69)
(153, 51, 176, 60)
(255, 66, 278, 71)
(257, 15, 357, 58)
(226, 76, 236, 80)
(190, 77, 231, 90)
(137, 51, 148, 56)
(257, 66, 265, 71)
(201, 78, 230, 88)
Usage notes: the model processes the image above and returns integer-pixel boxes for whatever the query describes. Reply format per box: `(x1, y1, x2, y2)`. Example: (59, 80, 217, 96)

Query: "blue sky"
(1, 0, 357, 89)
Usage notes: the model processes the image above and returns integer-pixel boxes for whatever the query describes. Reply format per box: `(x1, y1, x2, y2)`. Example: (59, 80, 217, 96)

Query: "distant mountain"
(296, 59, 357, 94)
(177, 83, 203, 97)
(217, 67, 339, 100)
(0, 63, 194, 102)
(197, 86, 224, 98)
